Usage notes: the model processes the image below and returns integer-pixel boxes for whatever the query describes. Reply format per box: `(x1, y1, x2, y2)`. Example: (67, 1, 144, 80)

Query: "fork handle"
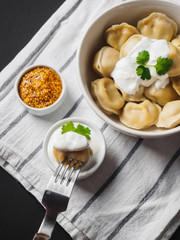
(33, 232, 50, 240)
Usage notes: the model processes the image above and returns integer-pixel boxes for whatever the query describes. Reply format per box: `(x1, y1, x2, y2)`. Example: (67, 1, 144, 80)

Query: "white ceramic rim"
(76, 0, 180, 138)
(14, 64, 66, 115)
(43, 117, 106, 180)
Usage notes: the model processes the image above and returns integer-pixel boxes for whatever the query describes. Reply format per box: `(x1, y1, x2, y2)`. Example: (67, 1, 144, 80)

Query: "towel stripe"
(2, 161, 9, 168)
(28, 185, 35, 191)
(101, 123, 108, 132)
(0, 0, 83, 93)
(71, 138, 143, 224)
(59, 51, 77, 72)
(106, 147, 180, 240)
(16, 142, 43, 172)
(0, 110, 28, 140)
(63, 95, 84, 118)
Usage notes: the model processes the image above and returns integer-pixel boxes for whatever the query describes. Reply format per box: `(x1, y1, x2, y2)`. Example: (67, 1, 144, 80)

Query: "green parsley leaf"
(136, 65, 144, 76)
(154, 57, 173, 75)
(136, 50, 150, 65)
(142, 67, 151, 80)
(136, 65, 151, 80)
(75, 124, 91, 140)
(61, 121, 76, 134)
(61, 121, 91, 139)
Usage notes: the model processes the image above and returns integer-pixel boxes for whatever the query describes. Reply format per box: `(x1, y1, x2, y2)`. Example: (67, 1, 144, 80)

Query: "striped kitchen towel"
(0, 0, 180, 240)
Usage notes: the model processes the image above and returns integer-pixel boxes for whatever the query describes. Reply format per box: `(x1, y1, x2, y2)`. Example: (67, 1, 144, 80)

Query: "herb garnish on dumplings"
(136, 50, 173, 80)
(61, 121, 91, 139)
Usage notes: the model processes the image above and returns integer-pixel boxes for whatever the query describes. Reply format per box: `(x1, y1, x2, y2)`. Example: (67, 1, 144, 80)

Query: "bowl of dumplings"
(77, 0, 180, 138)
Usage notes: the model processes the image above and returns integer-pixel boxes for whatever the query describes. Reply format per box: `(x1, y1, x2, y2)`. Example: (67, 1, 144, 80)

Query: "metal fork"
(33, 158, 81, 240)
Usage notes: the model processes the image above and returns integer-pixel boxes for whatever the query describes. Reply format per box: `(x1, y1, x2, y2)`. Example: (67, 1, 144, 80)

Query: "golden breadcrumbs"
(18, 67, 62, 108)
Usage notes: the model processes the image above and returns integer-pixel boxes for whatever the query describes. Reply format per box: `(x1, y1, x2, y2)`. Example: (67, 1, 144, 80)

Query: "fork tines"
(54, 158, 81, 186)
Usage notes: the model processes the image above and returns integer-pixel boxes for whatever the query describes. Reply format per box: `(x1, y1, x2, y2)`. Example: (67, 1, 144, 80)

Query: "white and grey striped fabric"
(0, 0, 180, 239)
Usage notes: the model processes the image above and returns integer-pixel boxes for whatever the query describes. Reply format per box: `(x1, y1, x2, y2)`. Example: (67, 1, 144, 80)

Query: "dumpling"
(119, 100, 160, 129)
(171, 76, 180, 95)
(116, 85, 145, 102)
(54, 147, 93, 165)
(137, 12, 178, 41)
(91, 78, 124, 115)
(171, 35, 180, 48)
(120, 34, 143, 58)
(156, 100, 180, 128)
(105, 23, 139, 51)
(144, 82, 178, 106)
(93, 46, 119, 77)
(167, 42, 180, 77)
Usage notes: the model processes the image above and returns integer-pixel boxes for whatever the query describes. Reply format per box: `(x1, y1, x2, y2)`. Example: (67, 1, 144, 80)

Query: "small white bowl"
(77, 0, 180, 138)
(14, 64, 67, 116)
(43, 117, 106, 180)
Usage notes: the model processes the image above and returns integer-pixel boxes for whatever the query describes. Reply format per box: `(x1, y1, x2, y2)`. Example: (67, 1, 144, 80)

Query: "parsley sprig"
(61, 121, 91, 140)
(136, 50, 173, 80)
(136, 65, 151, 80)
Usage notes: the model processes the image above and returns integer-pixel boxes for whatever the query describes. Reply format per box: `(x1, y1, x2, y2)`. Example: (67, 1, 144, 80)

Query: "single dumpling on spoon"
(53, 124, 93, 166)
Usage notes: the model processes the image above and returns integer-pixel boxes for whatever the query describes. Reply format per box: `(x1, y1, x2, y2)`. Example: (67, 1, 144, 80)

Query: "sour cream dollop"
(111, 37, 170, 94)
(53, 131, 89, 152)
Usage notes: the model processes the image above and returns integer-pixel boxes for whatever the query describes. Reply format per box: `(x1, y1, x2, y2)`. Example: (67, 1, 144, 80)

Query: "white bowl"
(77, 0, 180, 138)
(14, 64, 67, 116)
(43, 117, 106, 180)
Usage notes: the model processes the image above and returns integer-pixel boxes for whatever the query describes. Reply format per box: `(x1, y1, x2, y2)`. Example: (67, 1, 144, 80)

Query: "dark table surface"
(0, 0, 180, 239)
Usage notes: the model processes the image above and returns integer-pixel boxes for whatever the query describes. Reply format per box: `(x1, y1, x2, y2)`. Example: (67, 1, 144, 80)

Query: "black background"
(0, 0, 179, 239)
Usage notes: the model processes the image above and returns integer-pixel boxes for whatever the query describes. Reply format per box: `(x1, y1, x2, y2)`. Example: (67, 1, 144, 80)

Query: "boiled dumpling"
(171, 76, 180, 95)
(167, 42, 180, 77)
(120, 100, 160, 129)
(116, 85, 145, 102)
(156, 100, 180, 128)
(54, 148, 93, 165)
(93, 46, 119, 77)
(171, 35, 180, 48)
(91, 78, 124, 115)
(137, 12, 178, 41)
(144, 83, 178, 106)
(105, 23, 139, 51)
(120, 34, 143, 58)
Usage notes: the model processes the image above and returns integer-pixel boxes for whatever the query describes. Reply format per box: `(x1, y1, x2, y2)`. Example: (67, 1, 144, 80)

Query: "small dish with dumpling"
(77, 0, 180, 138)
(43, 117, 106, 180)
